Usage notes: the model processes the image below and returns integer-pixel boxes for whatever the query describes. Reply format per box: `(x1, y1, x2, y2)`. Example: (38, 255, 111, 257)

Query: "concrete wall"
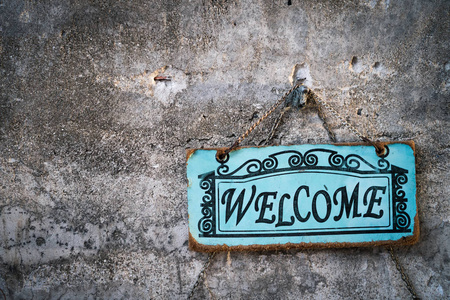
(0, 0, 448, 298)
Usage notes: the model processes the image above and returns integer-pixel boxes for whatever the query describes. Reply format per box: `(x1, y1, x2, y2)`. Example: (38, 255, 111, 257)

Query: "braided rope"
(217, 85, 385, 161)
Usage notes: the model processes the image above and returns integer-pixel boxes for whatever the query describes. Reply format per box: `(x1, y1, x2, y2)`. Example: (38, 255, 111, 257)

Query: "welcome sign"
(187, 142, 418, 252)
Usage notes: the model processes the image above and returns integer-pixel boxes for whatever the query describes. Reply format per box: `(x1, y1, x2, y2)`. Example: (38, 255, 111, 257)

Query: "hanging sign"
(187, 142, 418, 252)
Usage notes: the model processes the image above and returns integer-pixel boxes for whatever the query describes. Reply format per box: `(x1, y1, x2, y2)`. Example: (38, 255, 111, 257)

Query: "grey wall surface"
(0, 0, 449, 299)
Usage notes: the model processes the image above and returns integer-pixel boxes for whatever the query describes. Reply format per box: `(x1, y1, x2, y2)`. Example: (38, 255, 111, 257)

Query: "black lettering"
(333, 183, 362, 221)
(293, 186, 311, 222)
(255, 192, 277, 224)
(221, 185, 257, 225)
(363, 186, 386, 219)
(312, 190, 331, 223)
(275, 193, 295, 227)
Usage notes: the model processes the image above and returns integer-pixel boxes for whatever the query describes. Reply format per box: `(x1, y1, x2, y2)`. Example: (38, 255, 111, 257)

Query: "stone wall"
(0, 0, 448, 298)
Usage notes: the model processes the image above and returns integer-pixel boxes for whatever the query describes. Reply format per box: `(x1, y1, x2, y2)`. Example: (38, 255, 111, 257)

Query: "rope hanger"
(216, 83, 386, 162)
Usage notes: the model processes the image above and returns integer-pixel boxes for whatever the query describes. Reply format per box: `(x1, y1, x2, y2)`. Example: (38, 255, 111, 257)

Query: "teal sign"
(187, 142, 418, 251)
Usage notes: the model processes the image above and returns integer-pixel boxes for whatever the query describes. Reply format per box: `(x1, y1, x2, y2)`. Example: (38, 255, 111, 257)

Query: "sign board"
(186, 142, 418, 252)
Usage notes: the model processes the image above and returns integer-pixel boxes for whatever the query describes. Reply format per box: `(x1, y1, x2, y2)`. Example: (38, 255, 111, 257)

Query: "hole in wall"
(351, 56, 358, 68)
(287, 0, 292, 5)
(371, 61, 386, 76)
(445, 61, 450, 72)
(349, 56, 363, 73)
(290, 63, 312, 87)
(250, 112, 259, 121)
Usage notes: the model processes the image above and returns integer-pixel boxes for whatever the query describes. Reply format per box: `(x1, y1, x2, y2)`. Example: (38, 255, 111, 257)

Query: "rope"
(216, 85, 385, 161)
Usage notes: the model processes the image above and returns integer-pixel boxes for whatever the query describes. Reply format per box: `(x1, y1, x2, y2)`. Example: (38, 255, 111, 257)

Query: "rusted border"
(186, 140, 416, 160)
(186, 140, 419, 252)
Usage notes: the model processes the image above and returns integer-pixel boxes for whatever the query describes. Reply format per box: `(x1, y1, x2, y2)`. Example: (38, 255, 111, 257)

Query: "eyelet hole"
(375, 145, 387, 157)
(216, 151, 229, 163)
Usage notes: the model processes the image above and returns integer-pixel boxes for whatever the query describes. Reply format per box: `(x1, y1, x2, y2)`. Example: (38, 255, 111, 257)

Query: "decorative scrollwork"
(216, 148, 393, 177)
(377, 146, 390, 170)
(304, 151, 318, 166)
(199, 218, 213, 233)
(245, 159, 263, 174)
(288, 153, 303, 167)
(198, 172, 215, 236)
(217, 159, 262, 176)
(329, 152, 344, 168)
(395, 189, 406, 198)
(200, 178, 212, 191)
(344, 155, 362, 170)
(202, 194, 212, 202)
(392, 165, 411, 231)
(262, 155, 278, 171)
(201, 206, 212, 218)
(216, 164, 229, 176)
(377, 158, 390, 170)
(396, 173, 408, 185)
(395, 202, 411, 230)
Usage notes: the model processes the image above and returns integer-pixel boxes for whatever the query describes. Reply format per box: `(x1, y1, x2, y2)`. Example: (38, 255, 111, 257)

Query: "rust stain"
(101, 66, 169, 97)
(186, 148, 197, 162)
(187, 141, 416, 158)
(154, 75, 172, 81)
(189, 230, 419, 253)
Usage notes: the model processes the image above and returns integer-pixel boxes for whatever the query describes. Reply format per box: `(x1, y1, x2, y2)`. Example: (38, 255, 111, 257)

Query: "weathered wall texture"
(0, 0, 448, 299)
